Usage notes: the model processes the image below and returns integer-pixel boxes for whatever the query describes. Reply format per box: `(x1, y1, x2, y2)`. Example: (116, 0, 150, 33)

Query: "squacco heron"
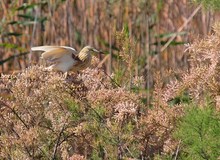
(31, 46, 101, 73)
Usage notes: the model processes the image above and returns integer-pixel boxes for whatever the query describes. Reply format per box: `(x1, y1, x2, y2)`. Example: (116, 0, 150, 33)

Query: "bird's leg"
(45, 65, 54, 72)
(63, 72, 68, 79)
(40, 58, 46, 67)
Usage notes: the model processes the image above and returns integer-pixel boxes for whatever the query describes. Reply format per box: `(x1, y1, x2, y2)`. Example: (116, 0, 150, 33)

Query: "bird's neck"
(78, 51, 91, 61)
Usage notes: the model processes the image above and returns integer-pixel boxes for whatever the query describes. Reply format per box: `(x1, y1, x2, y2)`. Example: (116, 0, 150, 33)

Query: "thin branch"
(125, 146, 134, 158)
(96, 58, 121, 87)
(67, 87, 115, 137)
(52, 120, 67, 160)
(0, 101, 29, 129)
(102, 69, 121, 88)
(0, 52, 29, 66)
(1, 100, 51, 159)
(160, 4, 202, 52)
(174, 140, 181, 160)
(58, 132, 76, 146)
(97, 54, 110, 68)
(10, 127, 33, 158)
(29, 7, 39, 65)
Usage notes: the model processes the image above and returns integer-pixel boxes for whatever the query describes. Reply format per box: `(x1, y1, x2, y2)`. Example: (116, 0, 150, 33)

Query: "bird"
(31, 45, 101, 74)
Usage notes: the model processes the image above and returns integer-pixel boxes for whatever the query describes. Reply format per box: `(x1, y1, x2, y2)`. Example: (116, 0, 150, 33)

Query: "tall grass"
(0, 0, 214, 88)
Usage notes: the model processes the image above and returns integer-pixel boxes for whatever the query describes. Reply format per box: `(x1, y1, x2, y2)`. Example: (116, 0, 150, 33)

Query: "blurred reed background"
(0, 0, 218, 88)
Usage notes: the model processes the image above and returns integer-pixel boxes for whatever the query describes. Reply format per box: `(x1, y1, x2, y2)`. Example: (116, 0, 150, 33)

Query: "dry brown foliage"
(159, 23, 220, 108)
(2, 23, 220, 158)
(0, 56, 180, 159)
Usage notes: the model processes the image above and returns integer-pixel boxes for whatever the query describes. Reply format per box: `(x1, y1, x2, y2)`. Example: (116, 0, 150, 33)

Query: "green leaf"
(3, 32, 22, 37)
(0, 43, 26, 51)
(123, 23, 129, 38)
(18, 14, 47, 23)
(0, 52, 29, 65)
(155, 31, 187, 39)
(174, 104, 220, 159)
(152, 41, 186, 46)
(97, 37, 119, 51)
(7, 21, 18, 25)
(8, 21, 37, 26)
(16, 1, 47, 10)
(38, 17, 47, 23)
(0, 43, 19, 49)
(67, 100, 83, 122)
(193, 0, 220, 10)
(17, 3, 37, 10)
(18, 14, 35, 20)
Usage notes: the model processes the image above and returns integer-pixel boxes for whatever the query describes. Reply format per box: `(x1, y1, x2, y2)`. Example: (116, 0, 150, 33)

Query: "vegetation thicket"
(1, 0, 220, 159)
(1, 23, 220, 159)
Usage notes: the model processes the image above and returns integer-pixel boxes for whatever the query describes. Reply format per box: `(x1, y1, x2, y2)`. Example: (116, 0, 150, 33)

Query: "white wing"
(31, 46, 77, 62)
(31, 46, 78, 72)
(31, 46, 76, 52)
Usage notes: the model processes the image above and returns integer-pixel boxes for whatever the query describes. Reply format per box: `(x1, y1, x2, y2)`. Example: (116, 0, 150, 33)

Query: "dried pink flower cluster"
(0, 64, 143, 159)
(153, 23, 220, 108)
(146, 23, 220, 155)
(185, 24, 220, 103)
(114, 101, 138, 122)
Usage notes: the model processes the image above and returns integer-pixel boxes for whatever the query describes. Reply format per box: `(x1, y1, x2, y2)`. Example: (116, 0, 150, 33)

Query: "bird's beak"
(92, 48, 105, 54)
(98, 51, 105, 54)
(92, 48, 99, 53)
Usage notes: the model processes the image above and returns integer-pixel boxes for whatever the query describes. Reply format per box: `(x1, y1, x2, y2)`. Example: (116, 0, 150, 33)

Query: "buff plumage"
(31, 45, 100, 73)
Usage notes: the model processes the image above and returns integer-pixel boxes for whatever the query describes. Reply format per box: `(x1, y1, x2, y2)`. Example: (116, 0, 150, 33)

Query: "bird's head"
(82, 46, 100, 54)
(78, 46, 104, 61)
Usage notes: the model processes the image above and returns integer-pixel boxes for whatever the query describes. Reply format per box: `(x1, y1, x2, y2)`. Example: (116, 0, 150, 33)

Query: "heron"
(31, 45, 101, 74)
